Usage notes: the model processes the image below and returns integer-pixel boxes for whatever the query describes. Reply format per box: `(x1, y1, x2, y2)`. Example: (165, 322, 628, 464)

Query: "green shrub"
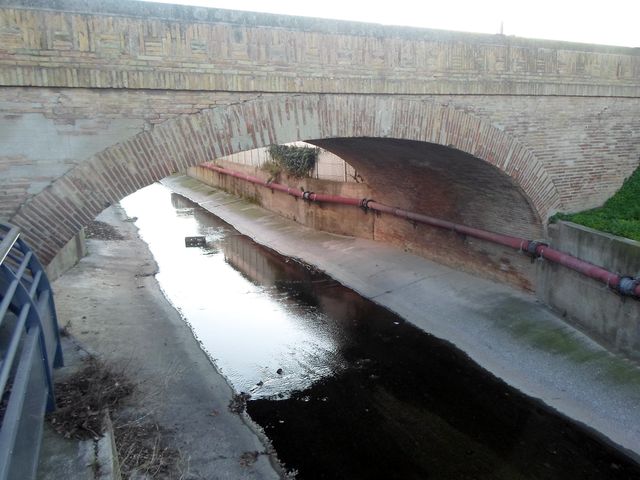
(551, 166, 640, 241)
(266, 144, 319, 178)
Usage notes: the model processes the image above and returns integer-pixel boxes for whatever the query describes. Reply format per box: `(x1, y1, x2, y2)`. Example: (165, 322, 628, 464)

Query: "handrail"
(0, 225, 19, 265)
(0, 222, 63, 480)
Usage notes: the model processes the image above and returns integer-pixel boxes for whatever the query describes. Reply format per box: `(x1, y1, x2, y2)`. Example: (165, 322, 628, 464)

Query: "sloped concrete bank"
(162, 174, 640, 462)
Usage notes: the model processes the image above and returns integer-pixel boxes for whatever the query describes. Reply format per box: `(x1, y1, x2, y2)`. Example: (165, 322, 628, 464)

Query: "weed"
(114, 417, 184, 479)
(59, 320, 72, 338)
(551, 165, 640, 241)
(267, 144, 319, 178)
(262, 160, 283, 183)
(228, 392, 251, 414)
(48, 357, 186, 478)
(48, 358, 133, 440)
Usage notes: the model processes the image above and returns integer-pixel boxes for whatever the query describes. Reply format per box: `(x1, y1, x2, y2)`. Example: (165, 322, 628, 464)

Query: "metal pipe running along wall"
(201, 163, 640, 300)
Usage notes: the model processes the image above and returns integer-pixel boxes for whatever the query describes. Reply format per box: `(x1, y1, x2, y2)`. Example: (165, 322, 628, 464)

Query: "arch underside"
(8, 95, 559, 263)
(309, 138, 543, 240)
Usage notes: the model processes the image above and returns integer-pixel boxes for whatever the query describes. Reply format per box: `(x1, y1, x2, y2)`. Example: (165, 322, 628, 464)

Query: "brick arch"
(10, 94, 560, 264)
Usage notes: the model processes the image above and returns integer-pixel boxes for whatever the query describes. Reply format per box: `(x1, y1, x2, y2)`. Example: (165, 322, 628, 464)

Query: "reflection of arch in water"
(170, 192, 198, 212)
(218, 228, 390, 344)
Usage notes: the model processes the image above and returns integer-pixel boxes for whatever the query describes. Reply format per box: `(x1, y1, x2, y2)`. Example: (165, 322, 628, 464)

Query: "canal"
(121, 183, 640, 480)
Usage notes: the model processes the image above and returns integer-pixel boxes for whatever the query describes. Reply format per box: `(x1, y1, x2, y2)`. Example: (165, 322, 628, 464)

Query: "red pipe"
(204, 165, 304, 198)
(204, 164, 364, 205)
(366, 202, 528, 251)
(535, 245, 625, 290)
(201, 163, 640, 299)
(308, 193, 363, 206)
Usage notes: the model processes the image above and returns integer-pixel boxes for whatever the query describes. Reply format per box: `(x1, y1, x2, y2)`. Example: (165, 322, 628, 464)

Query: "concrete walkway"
(47, 204, 282, 479)
(163, 174, 640, 461)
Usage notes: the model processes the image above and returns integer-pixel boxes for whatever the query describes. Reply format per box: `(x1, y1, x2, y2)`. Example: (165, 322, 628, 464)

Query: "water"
(121, 183, 640, 480)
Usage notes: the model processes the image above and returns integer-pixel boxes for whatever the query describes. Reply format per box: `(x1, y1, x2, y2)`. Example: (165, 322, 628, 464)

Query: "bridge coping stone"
(1, 0, 639, 97)
(0, 0, 637, 53)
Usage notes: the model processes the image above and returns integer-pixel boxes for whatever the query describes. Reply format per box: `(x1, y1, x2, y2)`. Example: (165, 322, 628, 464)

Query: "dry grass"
(47, 357, 186, 478)
(48, 358, 133, 440)
(114, 417, 185, 479)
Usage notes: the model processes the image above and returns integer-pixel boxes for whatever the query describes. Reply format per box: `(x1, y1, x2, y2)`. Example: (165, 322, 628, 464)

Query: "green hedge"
(551, 166, 640, 241)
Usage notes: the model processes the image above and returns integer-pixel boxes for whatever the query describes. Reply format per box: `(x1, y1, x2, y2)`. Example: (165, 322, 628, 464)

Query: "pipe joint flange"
(618, 276, 640, 297)
(302, 191, 314, 201)
(360, 198, 373, 211)
(526, 240, 548, 258)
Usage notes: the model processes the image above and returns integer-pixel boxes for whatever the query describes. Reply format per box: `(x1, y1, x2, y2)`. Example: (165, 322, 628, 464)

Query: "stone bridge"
(1, 0, 639, 265)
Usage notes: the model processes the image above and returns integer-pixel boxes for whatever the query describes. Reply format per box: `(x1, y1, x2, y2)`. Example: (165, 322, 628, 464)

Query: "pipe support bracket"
(618, 276, 640, 297)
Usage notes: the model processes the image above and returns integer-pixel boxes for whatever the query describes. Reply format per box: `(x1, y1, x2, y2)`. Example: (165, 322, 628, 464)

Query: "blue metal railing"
(0, 222, 63, 480)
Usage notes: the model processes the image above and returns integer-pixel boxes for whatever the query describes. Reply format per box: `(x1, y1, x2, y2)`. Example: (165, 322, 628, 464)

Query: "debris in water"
(228, 392, 251, 414)
(185, 236, 207, 247)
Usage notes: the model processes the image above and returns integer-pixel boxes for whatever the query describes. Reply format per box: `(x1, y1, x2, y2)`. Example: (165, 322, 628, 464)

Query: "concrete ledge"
(548, 221, 640, 275)
(96, 413, 121, 480)
(537, 222, 640, 360)
(45, 229, 87, 282)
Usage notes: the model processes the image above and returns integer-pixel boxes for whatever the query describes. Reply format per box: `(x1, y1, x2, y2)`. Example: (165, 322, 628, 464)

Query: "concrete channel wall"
(45, 229, 87, 282)
(188, 162, 537, 290)
(44, 168, 637, 359)
(537, 222, 640, 360)
(188, 165, 640, 360)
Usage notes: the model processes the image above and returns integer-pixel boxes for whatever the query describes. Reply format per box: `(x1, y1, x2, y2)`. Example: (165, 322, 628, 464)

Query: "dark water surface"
(122, 184, 640, 480)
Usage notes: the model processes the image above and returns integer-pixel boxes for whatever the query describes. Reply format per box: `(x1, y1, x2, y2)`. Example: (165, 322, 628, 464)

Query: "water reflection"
(122, 184, 346, 399)
(122, 183, 640, 480)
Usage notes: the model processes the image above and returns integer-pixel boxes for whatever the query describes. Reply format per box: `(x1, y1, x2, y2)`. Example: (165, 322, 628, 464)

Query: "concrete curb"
(37, 337, 121, 480)
(95, 413, 121, 480)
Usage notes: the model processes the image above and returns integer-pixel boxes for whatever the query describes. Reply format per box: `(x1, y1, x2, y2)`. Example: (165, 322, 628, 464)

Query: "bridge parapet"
(0, 0, 639, 96)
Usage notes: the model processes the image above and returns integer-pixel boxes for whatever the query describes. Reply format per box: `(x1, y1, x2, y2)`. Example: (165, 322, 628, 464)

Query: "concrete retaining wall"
(537, 222, 640, 360)
(188, 166, 640, 359)
(188, 162, 536, 291)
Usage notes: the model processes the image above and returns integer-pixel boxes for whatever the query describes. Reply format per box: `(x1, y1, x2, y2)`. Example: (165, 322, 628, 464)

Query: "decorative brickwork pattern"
(1, 1, 639, 96)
